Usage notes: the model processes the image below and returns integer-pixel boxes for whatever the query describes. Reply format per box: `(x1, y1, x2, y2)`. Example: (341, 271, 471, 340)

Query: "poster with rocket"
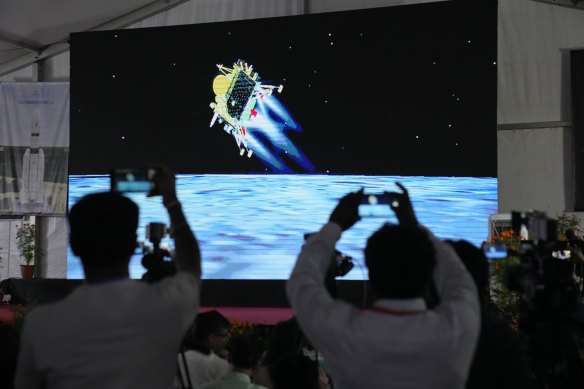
(0, 83, 69, 215)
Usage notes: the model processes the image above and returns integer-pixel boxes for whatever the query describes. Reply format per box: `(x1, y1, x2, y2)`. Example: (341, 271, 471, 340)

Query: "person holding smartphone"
(15, 166, 201, 389)
(286, 183, 480, 389)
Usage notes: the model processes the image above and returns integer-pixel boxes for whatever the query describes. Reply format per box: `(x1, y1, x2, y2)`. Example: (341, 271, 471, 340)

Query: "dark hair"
(229, 334, 262, 369)
(184, 310, 231, 353)
(268, 354, 319, 389)
(68, 192, 138, 266)
(365, 224, 436, 299)
(262, 318, 307, 366)
(446, 240, 489, 298)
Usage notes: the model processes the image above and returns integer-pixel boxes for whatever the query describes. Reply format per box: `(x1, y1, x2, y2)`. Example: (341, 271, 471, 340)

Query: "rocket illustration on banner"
(20, 111, 45, 206)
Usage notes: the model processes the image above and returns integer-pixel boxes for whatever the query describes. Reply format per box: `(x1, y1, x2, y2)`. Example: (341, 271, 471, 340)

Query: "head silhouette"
(184, 310, 231, 355)
(446, 240, 489, 299)
(269, 354, 319, 389)
(365, 224, 436, 299)
(262, 318, 307, 367)
(565, 229, 577, 241)
(69, 192, 139, 271)
(229, 333, 262, 370)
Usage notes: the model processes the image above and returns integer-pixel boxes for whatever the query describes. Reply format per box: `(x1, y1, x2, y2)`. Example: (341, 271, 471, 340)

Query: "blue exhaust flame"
(244, 95, 315, 173)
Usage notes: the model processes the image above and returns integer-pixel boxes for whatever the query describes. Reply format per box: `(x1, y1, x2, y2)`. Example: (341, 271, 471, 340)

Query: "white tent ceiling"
(0, 0, 451, 78)
(0, 0, 191, 77)
(2, 0, 584, 79)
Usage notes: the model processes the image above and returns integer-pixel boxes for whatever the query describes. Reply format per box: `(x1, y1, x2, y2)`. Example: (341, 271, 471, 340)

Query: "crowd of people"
(3, 166, 574, 388)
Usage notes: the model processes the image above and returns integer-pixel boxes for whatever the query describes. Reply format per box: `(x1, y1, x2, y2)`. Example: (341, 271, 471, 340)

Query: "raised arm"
(151, 166, 201, 278)
(386, 184, 478, 315)
(286, 190, 362, 350)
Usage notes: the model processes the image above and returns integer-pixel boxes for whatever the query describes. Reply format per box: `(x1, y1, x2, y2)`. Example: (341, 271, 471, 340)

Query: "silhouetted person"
(255, 318, 329, 389)
(287, 184, 480, 389)
(177, 310, 231, 387)
(566, 229, 584, 264)
(447, 240, 535, 389)
(261, 318, 307, 367)
(268, 354, 319, 389)
(201, 333, 267, 389)
(15, 166, 202, 389)
(0, 324, 19, 389)
(565, 228, 582, 244)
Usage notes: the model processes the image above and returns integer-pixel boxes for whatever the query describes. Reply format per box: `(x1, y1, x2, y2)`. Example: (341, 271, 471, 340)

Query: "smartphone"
(483, 243, 508, 259)
(111, 168, 155, 193)
(360, 193, 396, 206)
(359, 193, 396, 218)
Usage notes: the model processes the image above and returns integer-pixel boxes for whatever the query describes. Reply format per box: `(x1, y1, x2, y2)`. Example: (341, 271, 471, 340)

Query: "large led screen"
(69, 1, 498, 279)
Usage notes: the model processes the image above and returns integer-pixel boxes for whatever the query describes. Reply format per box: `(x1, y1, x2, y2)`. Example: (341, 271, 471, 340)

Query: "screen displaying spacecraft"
(209, 60, 314, 173)
(69, 1, 497, 279)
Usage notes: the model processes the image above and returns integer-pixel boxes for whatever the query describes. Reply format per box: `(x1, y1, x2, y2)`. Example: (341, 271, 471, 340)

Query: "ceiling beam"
(90, 0, 192, 31)
(0, 43, 69, 79)
(0, 35, 41, 54)
(530, 0, 584, 10)
(0, 0, 191, 78)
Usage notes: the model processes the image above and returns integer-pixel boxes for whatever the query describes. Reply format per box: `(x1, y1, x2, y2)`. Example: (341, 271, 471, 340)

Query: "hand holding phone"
(358, 193, 396, 218)
(384, 182, 418, 228)
(329, 189, 363, 231)
(360, 193, 396, 206)
(110, 168, 155, 193)
(149, 165, 177, 203)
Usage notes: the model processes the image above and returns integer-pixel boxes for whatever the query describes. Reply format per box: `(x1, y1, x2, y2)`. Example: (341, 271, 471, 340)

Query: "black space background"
(571, 50, 584, 211)
(70, 0, 497, 176)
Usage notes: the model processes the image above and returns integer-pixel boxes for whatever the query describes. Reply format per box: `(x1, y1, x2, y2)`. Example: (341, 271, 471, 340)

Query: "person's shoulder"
(159, 271, 200, 286)
(174, 270, 201, 282)
(183, 349, 210, 362)
(207, 351, 230, 368)
(185, 349, 228, 366)
(250, 384, 269, 389)
(199, 380, 220, 389)
(21, 304, 49, 326)
(19, 298, 70, 335)
(150, 271, 200, 294)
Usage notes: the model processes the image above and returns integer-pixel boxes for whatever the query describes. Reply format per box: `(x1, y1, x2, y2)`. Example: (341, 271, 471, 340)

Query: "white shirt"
(200, 371, 268, 389)
(287, 223, 480, 389)
(15, 271, 200, 389)
(176, 349, 230, 388)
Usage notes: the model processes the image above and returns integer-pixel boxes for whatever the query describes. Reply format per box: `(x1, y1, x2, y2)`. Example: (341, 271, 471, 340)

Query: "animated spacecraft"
(210, 60, 283, 158)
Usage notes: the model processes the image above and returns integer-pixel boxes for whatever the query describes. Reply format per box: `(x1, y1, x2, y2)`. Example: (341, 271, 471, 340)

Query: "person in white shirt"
(177, 310, 231, 388)
(15, 166, 201, 389)
(287, 184, 480, 389)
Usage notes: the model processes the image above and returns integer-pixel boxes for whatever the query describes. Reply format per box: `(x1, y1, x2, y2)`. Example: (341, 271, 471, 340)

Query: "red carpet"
(200, 307, 293, 325)
(0, 305, 12, 323)
(0, 305, 293, 325)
